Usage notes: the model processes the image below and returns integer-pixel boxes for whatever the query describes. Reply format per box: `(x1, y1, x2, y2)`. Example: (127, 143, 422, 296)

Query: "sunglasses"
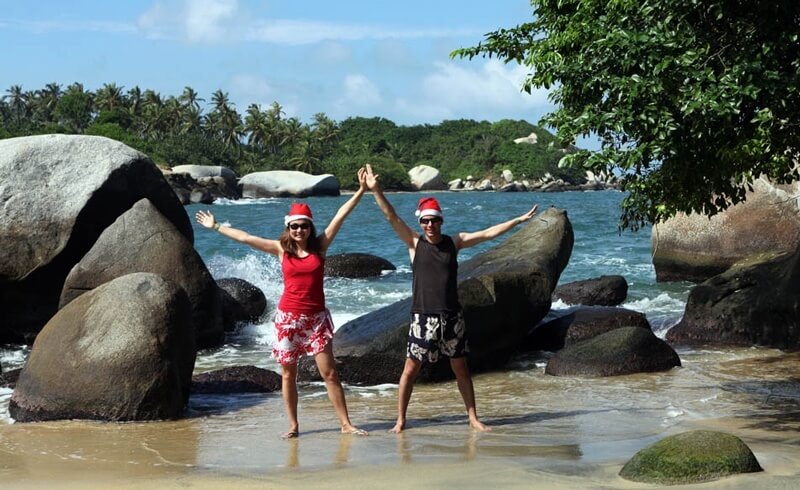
(419, 217, 442, 225)
(288, 223, 311, 230)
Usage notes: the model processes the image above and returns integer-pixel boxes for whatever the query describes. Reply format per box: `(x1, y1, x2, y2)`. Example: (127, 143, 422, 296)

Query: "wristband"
(214, 223, 221, 231)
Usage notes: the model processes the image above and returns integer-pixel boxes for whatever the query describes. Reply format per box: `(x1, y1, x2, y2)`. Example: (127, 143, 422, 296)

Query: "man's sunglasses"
(288, 223, 311, 230)
(419, 217, 442, 225)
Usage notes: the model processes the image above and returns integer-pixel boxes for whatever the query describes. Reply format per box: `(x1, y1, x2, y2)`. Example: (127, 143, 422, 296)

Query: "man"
(364, 164, 538, 433)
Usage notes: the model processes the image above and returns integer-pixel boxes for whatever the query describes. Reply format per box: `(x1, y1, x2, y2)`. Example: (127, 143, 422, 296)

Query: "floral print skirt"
(272, 308, 334, 365)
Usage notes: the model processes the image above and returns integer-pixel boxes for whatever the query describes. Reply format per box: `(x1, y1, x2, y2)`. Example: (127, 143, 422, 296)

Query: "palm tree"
(126, 86, 143, 116)
(4, 85, 29, 125)
(94, 82, 124, 112)
(289, 132, 323, 174)
(280, 117, 306, 148)
(179, 86, 203, 111)
(244, 104, 269, 148)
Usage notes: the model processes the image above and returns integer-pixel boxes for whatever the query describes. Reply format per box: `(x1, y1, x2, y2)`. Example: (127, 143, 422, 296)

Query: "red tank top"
(278, 252, 326, 313)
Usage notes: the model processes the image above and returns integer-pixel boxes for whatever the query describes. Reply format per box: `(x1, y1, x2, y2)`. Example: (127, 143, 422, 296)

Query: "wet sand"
(2, 349, 800, 488)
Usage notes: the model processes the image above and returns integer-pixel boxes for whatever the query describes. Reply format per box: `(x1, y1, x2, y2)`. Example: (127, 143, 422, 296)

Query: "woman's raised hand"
(357, 166, 368, 191)
(517, 204, 539, 224)
(195, 209, 217, 229)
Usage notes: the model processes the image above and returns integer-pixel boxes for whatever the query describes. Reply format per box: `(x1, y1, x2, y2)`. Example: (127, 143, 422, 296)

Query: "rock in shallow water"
(545, 326, 680, 377)
(10, 273, 196, 422)
(619, 430, 762, 484)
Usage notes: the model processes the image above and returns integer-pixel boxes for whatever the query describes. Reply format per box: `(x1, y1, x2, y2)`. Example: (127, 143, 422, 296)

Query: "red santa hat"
(414, 197, 443, 219)
(284, 202, 314, 226)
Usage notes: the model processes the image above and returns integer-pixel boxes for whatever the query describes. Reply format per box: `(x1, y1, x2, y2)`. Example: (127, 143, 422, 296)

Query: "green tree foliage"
(54, 84, 93, 133)
(2, 82, 574, 191)
(453, 0, 800, 229)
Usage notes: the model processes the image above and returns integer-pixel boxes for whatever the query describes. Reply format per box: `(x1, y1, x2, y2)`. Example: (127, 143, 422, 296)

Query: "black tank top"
(411, 235, 460, 313)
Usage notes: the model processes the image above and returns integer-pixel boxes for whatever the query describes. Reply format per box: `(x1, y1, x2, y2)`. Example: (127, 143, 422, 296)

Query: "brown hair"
(279, 221, 321, 257)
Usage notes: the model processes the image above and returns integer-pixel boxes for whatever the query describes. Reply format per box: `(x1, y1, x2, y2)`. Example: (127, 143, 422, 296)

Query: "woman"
(195, 168, 368, 439)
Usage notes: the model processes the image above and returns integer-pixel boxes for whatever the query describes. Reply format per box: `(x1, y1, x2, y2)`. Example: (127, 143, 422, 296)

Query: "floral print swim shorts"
(272, 308, 334, 365)
(407, 311, 468, 363)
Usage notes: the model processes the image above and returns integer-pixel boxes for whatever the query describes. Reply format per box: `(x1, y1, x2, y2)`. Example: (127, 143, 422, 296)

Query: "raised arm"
(454, 204, 538, 250)
(195, 209, 282, 256)
(364, 164, 418, 251)
(319, 167, 367, 253)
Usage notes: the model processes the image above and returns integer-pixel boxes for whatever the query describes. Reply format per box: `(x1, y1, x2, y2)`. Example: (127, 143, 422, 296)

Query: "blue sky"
(0, 0, 560, 129)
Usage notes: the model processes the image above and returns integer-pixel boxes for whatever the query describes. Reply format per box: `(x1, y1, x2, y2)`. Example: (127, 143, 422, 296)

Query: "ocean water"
(187, 190, 690, 373)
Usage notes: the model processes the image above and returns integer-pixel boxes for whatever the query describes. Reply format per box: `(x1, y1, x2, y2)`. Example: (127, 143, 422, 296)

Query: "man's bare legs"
(450, 357, 490, 431)
(389, 358, 422, 433)
(315, 343, 367, 435)
(280, 363, 300, 439)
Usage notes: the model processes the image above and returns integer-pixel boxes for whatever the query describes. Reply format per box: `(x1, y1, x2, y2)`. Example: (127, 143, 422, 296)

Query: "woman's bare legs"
(281, 362, 300, 438)
(315, 343, 367, 435)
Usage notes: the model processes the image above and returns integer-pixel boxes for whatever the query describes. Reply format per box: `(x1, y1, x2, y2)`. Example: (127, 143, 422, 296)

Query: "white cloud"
(334, 74, 383, 113)
(245, 20, 478, 45)
(315, 41, 351, 64)
(137, 0, 242, 43)
(184, 0, 239, 43)
(395, 59, 553, 123)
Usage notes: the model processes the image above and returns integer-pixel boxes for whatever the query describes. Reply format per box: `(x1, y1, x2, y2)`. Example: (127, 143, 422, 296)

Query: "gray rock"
(301, 207, 574, 385)
(171, 165, 237, 192)
(9, 273, 196, 422)
(666, 247, 800, 349)
(545, 327, 680, 377)
(0, 134, 190, 344)
(476, 179, 494, 191)
(217, 278, 268, 330)
(238, 170, 340, 198)
(324, 253, 396, 278)
(192, 366, 280, 394)
(652, 178, 800, 282)
(60, 199, 224, 349)
(408, 165, 446, 191)
(553, 275, 628, 306)
(525, 306, 650, 352)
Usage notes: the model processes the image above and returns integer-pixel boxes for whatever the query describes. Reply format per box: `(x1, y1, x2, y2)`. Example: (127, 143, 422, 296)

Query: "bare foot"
(281, 429, 299, 439)
(470, 419, 491, 432)
(341, 425, 368, 436)
(389, 420, 406, 433)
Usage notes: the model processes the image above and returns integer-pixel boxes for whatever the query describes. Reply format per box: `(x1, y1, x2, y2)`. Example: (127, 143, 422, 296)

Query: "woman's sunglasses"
(288, 223, 311, 230)
(419, 217, 442, 225)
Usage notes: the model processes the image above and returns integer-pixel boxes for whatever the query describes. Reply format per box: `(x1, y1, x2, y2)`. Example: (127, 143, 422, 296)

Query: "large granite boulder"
(0, 134, 190, 344)
(525, 306, 651, 352)
(652, 178, 800, 282)
(553, 275, 628, 306)
(408, 165, 446, 191)
(545, 327, 680, 377)
(191, 366, 281, 394)
(60, 199, 224, 349)
(238, 170, 339, 198)
(324, 253, 396, 278)
(620, 430, 762, 484)
(302, 207, 574, 384)
(666, 247, 800, 349)
(217, 278, 268, 331)
(9, 273, 196, 422)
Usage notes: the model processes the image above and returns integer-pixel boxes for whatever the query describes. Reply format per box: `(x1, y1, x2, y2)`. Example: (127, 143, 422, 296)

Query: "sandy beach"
(3, 349, 800, 489)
